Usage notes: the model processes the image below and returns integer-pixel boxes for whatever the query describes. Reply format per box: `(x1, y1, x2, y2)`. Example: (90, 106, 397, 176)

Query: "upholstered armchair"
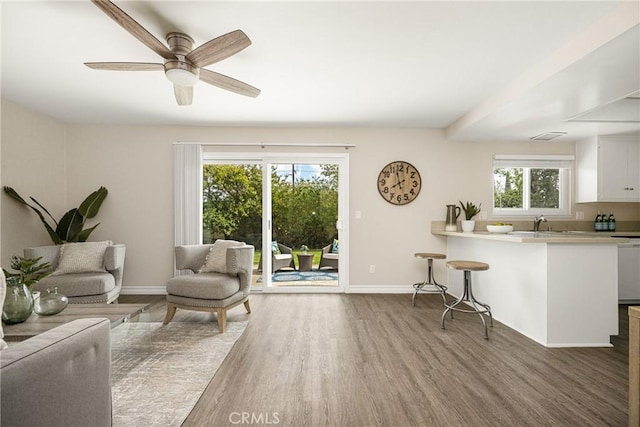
(24, 241, 126, 304)
(164, 241, 255, 333)
(258, 241, 295, 273)
(319, 240, 339, 270)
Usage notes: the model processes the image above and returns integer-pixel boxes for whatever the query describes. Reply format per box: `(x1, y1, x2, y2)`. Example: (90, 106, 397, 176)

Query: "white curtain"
(174, 143, 202, 246)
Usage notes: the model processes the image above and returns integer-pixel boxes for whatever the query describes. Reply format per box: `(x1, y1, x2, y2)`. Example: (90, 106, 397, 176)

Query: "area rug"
(257, 270, 338, 283)
(110, 321, 248, 427)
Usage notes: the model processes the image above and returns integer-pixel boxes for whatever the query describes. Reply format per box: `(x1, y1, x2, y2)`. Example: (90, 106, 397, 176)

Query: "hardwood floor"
(120, 294, 628, 426)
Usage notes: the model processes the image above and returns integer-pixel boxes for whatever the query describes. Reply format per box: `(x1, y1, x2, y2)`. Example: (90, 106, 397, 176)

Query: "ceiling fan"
(85, 0, 260, 106)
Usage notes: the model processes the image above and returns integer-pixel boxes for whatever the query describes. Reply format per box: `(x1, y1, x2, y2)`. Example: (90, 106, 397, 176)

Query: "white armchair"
(164, 242, 254, 333)
(24, 242, 125, 304)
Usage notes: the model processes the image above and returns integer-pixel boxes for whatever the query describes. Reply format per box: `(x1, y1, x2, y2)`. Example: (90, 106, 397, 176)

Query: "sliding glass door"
(202, 152, 348, 293)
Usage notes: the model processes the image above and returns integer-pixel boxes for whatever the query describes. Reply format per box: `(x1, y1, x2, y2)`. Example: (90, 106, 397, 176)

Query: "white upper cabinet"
(576, 135, 640, 202)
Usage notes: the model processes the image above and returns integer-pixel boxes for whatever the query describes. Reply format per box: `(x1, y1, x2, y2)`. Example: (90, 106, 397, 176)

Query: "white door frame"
(202, 151, 349, 293)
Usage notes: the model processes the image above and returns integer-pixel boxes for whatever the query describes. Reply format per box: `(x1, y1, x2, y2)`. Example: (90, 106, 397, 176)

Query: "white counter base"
(446, 237, 618, 347)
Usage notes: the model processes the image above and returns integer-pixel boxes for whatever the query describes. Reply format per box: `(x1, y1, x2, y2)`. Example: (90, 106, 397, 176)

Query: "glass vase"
(34, 287, 69, 316)
(2, 280, 34, 324)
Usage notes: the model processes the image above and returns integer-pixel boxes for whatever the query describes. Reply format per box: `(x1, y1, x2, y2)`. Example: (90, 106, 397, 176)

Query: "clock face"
(377, 161, 422, 205)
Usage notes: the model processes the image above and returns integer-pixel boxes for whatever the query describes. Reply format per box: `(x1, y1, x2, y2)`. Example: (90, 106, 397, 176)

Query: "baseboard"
(120, 286, 167, 295)
(347, 287, 414, 294)
(121, 286, 415, 295)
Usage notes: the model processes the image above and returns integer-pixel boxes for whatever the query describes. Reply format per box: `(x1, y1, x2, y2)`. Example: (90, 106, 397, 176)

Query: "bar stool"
(412, 253, 447, 306)
(441, 260, 493, 339)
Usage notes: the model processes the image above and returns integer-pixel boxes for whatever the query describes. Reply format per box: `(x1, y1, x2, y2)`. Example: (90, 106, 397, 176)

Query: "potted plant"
(300, 245, 309, 254)
(2, 256, 52, 324)
(459, 200, 482, 232)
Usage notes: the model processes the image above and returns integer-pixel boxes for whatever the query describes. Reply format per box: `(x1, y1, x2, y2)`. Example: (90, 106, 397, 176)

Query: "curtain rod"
(175, 142, 356, 149)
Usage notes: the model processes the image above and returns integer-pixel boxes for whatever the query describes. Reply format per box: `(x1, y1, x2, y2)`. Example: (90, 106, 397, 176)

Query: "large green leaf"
(75, 223, 100, 242)
(78, 187, 108, 219)
(3, 187, 62, 244)
(57, 208, 84, 242)
(30, 196, 58, 225)
(3, 186, 29, 205)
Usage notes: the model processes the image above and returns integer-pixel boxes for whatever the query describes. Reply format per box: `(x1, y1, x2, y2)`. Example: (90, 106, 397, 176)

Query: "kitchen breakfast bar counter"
(432, 229, 630, 348)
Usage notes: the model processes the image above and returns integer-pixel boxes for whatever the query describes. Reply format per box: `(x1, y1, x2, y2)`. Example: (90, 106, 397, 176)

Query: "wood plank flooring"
(119, 294, 628, 426)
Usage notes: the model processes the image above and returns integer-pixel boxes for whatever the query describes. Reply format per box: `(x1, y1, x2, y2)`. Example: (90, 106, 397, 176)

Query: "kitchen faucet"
(533, 215, 548, 231)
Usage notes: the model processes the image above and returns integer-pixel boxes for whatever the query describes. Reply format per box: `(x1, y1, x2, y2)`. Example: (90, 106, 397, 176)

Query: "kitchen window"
(493, 155, 573, 216)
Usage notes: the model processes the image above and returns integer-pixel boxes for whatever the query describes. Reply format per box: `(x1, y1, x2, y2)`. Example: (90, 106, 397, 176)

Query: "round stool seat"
(446, 260, 489, 271)
(411, 252, 447, 307)
(415, 252, 446, 260)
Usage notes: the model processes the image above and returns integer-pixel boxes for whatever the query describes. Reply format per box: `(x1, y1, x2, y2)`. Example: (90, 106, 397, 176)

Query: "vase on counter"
(461, 220, 476, 233)
(34, 287, 69, 316)
(2, 279, 34, 324)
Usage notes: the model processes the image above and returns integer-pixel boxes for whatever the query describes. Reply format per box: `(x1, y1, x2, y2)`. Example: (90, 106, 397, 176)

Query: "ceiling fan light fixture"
(87, 1, 259, 103)
(166, 68, 199, 86)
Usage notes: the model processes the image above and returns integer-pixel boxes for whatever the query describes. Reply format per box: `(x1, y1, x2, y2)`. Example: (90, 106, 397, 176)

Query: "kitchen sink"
(507, 231, 561, 237)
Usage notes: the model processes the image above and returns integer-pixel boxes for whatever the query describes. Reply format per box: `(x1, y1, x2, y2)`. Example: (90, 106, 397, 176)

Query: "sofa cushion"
(167, 273, 240, 300)
(323, 253, 339, 260)
(271, 241, 281, 255)
(52, 241, 112, 275)
(199, 240, 244, 274)
(274, 254, 292, 261)
(33, 272, 115, 297)
(331, 239, 339, 254)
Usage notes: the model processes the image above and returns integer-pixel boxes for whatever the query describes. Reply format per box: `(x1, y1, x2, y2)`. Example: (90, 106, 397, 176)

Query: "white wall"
(62, 125, 579, 292)
(2, 101, 638, 293)
(1, 100, 67, 265)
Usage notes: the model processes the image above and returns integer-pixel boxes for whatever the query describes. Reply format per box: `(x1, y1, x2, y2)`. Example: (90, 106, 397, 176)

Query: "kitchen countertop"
(431, 229, 636, 244)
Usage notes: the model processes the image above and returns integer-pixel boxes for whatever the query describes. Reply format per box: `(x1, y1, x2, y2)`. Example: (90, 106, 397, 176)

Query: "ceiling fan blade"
(174, 85, 193, 106)
(199, 69, 260, 98)
(186, 30, 252, 68)
(91, 0, 175, 60)
(85, 62, 164, 71)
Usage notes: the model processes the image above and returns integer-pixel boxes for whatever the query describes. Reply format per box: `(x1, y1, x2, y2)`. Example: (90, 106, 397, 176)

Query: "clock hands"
(391, 179, 405, 189)
(392, 171, 405, 189)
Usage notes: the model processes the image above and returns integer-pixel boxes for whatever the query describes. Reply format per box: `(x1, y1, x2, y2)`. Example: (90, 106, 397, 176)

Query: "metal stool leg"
(441, 269, 492, 339)
(468, 280, 493, 327)
(412, 258, 448, 306)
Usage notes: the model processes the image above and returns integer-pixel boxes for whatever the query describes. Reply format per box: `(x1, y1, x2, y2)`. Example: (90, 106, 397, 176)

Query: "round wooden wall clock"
(377, 161, 422, 205)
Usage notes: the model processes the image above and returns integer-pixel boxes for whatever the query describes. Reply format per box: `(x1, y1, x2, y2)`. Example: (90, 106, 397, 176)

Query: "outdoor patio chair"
(319, 239, 339, 271)
(258, 241, 295, 273)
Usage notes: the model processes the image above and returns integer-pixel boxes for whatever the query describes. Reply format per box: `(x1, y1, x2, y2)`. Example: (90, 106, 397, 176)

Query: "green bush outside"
(203, 164, 339, 249)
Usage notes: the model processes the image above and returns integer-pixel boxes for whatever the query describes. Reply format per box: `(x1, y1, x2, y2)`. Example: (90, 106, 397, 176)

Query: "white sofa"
(0, 271, 112, 426)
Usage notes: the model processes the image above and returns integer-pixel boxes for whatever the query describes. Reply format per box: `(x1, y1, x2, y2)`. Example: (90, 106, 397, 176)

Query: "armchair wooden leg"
(244, 300, 251, 314)
(217, 309, 227, 333)
(163, 303, 177, 325)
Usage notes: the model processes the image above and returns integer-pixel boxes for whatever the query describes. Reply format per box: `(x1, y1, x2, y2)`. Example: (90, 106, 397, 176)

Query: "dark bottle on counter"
(594, 211, 602, 231)
(608, 211, 616, 232)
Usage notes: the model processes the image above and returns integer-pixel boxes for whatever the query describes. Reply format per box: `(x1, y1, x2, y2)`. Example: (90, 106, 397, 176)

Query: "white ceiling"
(1, 1, 639, 142)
